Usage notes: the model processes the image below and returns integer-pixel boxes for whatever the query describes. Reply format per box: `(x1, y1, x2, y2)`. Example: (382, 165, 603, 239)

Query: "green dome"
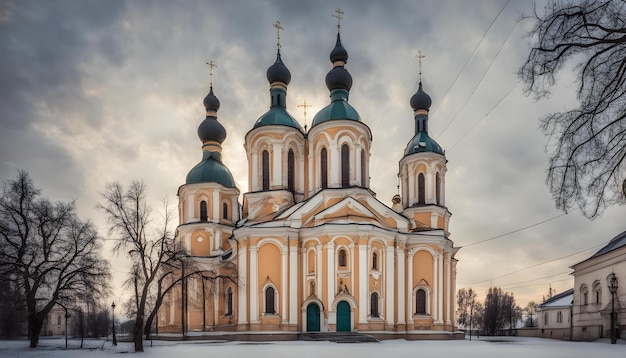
(404, 131, 444, 156)
(186, 151, 236, 187)
(311, 89, 361, 127)
(254, 106, 304, 131)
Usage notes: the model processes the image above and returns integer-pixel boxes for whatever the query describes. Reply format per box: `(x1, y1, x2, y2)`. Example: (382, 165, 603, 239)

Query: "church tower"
(308, 18, 372, 196)
(399, 76, 451, 232)
(243, 22, 306, 221)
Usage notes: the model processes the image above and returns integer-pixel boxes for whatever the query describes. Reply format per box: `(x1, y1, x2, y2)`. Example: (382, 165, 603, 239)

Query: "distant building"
(537, 288, 573, 340)
(42, 305, 69, 336)
(571, 230, 625, 341)
(157, 18, 461, 340)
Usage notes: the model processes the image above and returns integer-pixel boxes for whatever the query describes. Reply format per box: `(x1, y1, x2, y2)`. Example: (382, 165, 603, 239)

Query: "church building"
(158, 16, 460, 340)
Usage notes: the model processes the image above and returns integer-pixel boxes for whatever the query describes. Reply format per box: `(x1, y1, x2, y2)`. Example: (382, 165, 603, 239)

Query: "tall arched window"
(222, 202, 228, 220)
(265, 286, 275, 314)
(341, 144, 350, 187)
(436, 172, 441, 205)
(556, 311, 563, 324)
(338, 249, 347, 267)
(372, 252, 378, 270)
(225, 287, 233, 315)
(418, 173, 425, 204)
(57, 315, 61, 325)
(288, 149, 295, 192)
(262, 150, 270, 190)
(321, 148, 328, 189)
(200, 201, 208, 222)
(360, 149, 366, 186)
(415, 289, 426, 314)
(370, 292, 379, 317)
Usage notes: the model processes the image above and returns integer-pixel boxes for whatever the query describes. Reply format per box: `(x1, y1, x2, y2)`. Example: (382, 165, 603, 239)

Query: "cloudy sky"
(2, 0, 625, 311)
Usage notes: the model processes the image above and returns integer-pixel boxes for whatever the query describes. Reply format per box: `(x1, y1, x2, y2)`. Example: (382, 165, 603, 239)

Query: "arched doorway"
(306, 303, 320, 332)
(336, 301, 351, 332)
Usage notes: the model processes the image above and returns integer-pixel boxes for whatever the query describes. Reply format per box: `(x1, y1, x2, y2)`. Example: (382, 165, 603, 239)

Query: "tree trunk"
(28, 313, 44, 348)
(133, 317, 144, 352)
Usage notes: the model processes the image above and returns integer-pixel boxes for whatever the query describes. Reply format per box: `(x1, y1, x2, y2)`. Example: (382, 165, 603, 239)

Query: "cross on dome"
(332, 7, 344, 33)
(297, 99, 312, 130)
(415, 49, 425, 81)
(206, 60, 217, 86)
(273, 21, 284, 48)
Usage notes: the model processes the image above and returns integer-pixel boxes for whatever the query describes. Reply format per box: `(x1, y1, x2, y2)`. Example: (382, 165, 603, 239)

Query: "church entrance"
(336, 301, 350, 332)
(306, 303, 320, 332)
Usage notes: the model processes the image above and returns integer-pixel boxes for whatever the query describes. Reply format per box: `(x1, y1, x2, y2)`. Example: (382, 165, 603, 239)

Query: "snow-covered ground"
(1, 336, 624, 357)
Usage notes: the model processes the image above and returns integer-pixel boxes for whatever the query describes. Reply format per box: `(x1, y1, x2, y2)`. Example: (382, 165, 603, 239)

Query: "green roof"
(311, 89, 361, 127)
(186, 151, 236, 187)
(404, 131, 444, 156)
(254, 106, 303, 131)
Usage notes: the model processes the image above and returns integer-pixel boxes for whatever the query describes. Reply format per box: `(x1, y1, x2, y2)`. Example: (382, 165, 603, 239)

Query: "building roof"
(589, 229, 626, 259)
(538, 288, 574, 309)
(186, 151, 236, 187)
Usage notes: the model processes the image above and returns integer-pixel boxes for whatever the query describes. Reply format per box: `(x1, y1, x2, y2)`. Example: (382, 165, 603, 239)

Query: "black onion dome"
(325, 67, 353, 91)
(266, 49, 291, 85)
(330, 33, 348, 63)
(197, 117, 226, 144)
(410, 82, 432, 111)
(203, 86, 220, 112)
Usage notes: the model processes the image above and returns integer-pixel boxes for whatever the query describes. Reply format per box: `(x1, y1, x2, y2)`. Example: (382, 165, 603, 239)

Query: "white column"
(437, 252, 444, 323)
(445, 254, 451, 324)
(385, 246, 394, 325)
(281, 250, 288, 323)
(432, 253, 439, 322)
(251, 151, 259, 191)
(231, 196, 238, 221)
(407, 253, 414, 324)
(397, 248, 405, 325)
(214, 277, 220, 326)
(212, 190, 220, 221)
(317, 244, 323, 298)
(238, 245, 248, 324)
(358, 243, 368, 324)
(326, 242, 335, 309)
(329, 142, 339, 187)
(186, 193, 194, 223)
(426, 168, 434, 204)
(272, 144, 282, 187)
(408, 170, 415, 206)
(249, 246, 259, 323)
(289, 245, 298, 325)
(356, 147, 362, 186)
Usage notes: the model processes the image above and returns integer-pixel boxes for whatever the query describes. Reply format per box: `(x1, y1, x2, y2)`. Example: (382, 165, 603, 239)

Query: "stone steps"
(299, 332, 379, 343)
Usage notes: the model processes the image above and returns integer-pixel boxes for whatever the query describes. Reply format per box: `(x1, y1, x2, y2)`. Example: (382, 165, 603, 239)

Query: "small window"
(200, 201, 207, 222)
(556, 311, 563, 324)
(416, 289, 426, 314)
(372, 252, 378, 270)
(222, 202, 228, 220)
(341, 144, 350, 187)
(418, 173, 425, 204)
(262, 150, 270, 191)
(544, 313, 548, 325)
(338, 249, 347, 267)
(265, 286, 275, 314)
(321, 148, 328, 189)
(580, 284, 589, 305)
(57, 315, 61, 325)
(225, 287, 233, 315)
(370, 292, 379, 317)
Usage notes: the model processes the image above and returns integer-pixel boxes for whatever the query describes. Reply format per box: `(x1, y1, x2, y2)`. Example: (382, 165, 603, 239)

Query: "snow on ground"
(1, 336, 624, 358)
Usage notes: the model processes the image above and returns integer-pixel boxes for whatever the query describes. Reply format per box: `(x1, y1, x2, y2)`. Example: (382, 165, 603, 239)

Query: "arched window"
(262, 150, 270, 191)
(265, 286, 275, 314)
(341, 144, 350, 187)
(418, 173, 425, 204)
(370, 292, 379, 317)
(222, 202, 228, 220)
(360, 149, 366, 186)
(338, 249, 347, 267)
(415, 289, 426, 314)
(435, 172, 441, 205)
(556, 311, 563, 324)
(544, 313, 548, 325)
(57, 315, 62, 325)
(321, 148, 328, 189)
(580, 284, 589, 305)
(592, 281, 602, 304)
(288, 149, 295, 192)
(225, 287, 233, 315)
(200, 201, 208, 222)
(372, 252, 378, 270)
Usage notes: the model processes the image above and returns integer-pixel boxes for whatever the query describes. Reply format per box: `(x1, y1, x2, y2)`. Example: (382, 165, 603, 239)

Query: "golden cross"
(297, 99, 312, 129)
(206, 60, 217, 86)
(332, 7, 344, 32)
(273, 21, 284, 48)
(415, 49, 425, 78)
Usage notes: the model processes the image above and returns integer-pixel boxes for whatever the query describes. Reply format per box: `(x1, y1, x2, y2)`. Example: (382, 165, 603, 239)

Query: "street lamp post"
(608, 273, 618, 345)
(111, 302, 117, 346)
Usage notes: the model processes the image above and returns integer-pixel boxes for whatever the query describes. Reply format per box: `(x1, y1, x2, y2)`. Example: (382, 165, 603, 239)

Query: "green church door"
(336, 301, 351, 332)
(306, 303, 320, 332)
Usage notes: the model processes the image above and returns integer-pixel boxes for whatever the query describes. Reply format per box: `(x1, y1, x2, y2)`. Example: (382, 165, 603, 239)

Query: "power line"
(435, 19, 518, 139)
(499, 271, 572, 288)
(430, 0, 511, 119)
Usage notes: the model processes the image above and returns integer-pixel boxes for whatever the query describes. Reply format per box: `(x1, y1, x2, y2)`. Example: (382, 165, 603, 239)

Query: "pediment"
(308, 197, 392, 228)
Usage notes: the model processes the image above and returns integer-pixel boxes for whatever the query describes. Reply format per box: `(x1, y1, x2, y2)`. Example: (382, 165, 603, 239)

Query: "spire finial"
(415, 49, 425, 81)
(273, 21, 284, 49)
(332, 7, 344, 33)
(298, 99, 312, 131)
(206, 60, 217, 87)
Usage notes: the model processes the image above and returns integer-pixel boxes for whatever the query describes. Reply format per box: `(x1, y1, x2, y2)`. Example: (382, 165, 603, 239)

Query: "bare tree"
(0, 171, 111, 348)
(524, 301, 538, 327)
(99, 181, 186, 352)
(519, 0, 626, 219)
(457, 287, 481, 339)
